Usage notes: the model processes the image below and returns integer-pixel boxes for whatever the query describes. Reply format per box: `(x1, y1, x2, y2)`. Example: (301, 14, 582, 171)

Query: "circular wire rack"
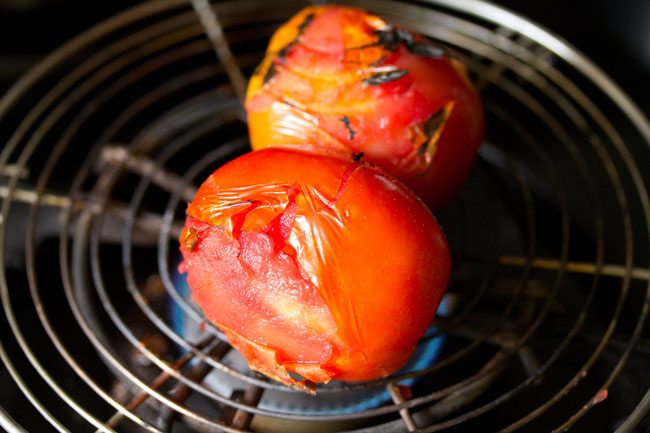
(1, 0, 649, 432)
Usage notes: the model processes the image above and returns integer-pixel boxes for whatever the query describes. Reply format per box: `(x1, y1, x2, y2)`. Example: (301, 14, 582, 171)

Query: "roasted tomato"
(179, 147, 450, 392)
(246, 6, 484, 210)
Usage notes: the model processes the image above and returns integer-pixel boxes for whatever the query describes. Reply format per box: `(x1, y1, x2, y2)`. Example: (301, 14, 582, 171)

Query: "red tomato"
(179, 148, 450, 391)
(246, 6, 484, 209)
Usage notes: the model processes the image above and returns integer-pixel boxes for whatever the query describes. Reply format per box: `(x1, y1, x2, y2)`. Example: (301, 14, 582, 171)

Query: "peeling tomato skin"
(246, 5, 484, 209)
(179, 148, 450, 389)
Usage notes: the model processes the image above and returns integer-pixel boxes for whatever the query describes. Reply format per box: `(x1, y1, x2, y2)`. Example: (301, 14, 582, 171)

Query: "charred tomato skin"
(179, 147, 451, 391)
(246, 5, 485, 209)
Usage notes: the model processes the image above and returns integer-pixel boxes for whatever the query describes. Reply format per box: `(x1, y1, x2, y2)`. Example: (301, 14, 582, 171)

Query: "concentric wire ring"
(0, 0, 648, 432)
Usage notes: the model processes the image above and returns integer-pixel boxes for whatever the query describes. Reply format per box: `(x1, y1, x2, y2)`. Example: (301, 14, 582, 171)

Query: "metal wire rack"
(0, 0, 649, 432)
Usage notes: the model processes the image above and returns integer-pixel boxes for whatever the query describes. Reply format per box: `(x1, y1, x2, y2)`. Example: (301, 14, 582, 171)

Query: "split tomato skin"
(179, 147, 450, 390)
(246, 5, 485, 209)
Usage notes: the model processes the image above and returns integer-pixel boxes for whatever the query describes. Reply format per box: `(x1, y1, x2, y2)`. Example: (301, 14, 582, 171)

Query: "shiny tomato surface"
(179, 148, 450, 391)
(246, 5, 485, 209)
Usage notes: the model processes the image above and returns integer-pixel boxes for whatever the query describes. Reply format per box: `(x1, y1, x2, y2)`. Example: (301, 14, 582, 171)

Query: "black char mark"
(352, 152, 364, 162)
(374, 25, 412, 51)
(262, 62, 278, 84)
(340, 116, 357, 140)
(419, 103, 453, 154)
(277, 42, 295, 61)
(375, 25, 445, 59)
(276, 12, 315, 61)
(395, 28, 414, 46)
(297, 12, 315, 34)
(374, 26, 414, 51)
(374, 26, 399, 51)
(363, 69, 409, 86)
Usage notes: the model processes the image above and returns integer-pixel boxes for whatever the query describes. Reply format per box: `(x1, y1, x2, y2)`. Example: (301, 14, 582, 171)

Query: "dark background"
(495, 0, 650, 115)
(0, 0, 649, 115)
(0, 1, 648, 432)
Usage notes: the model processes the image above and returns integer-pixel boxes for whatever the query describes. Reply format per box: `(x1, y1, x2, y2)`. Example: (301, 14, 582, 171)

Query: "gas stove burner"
(171, 268, 453, 415)
(0, 0, 649, 432)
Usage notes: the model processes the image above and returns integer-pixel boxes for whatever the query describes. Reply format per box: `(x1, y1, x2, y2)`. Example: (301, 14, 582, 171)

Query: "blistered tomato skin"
(246, 6, 484, 209)
(179, 148, 450, 392)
